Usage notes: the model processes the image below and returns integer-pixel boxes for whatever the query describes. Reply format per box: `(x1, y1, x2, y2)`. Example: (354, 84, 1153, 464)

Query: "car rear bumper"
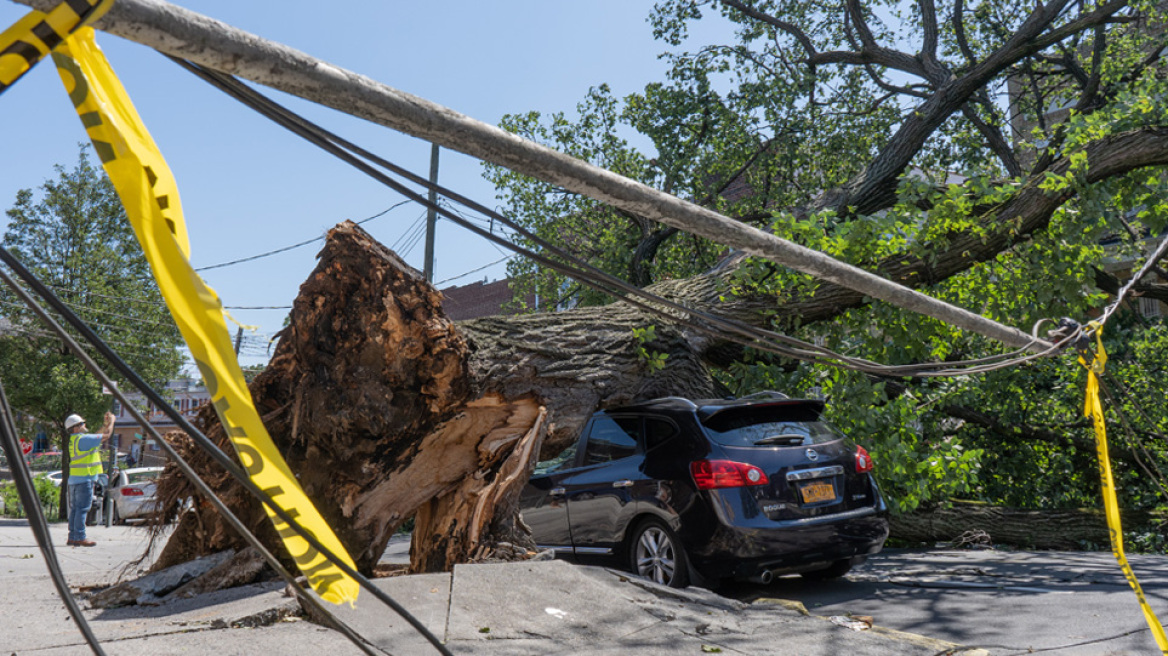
(687, 509, 889, 580)
(116, 497, 157, 518)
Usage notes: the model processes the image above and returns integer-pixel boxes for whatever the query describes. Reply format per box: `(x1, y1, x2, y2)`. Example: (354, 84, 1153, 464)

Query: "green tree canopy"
(484, 0, 1168, 516)
(0, 145, 184, 449)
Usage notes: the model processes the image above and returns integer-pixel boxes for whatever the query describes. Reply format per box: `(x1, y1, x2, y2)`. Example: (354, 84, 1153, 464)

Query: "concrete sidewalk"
(1, 519, 970, 655)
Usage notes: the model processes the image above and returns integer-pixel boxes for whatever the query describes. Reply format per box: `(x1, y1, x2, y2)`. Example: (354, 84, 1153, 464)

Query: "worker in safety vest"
(64, 411, 115, 547)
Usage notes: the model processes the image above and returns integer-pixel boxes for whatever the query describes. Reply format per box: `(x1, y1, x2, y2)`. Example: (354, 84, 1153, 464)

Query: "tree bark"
(155, 221, 717, 576)
(890, 500, 1167, 549)
(155, 200, 1168, 579)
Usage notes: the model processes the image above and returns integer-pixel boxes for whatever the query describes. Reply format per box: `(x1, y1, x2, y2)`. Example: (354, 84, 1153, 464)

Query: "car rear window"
(702, 404, 843, 447)
(126, 471, 161, 485)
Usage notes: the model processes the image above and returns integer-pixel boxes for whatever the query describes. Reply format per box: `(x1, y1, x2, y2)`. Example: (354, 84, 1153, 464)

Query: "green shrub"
(0, 477, 60, 519)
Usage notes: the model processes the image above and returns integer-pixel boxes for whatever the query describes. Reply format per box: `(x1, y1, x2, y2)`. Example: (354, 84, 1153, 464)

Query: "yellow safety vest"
(68, 434, 103, 479)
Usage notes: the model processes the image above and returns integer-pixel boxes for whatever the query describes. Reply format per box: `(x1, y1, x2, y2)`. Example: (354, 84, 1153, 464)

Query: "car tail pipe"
(750, 569, 776, 585)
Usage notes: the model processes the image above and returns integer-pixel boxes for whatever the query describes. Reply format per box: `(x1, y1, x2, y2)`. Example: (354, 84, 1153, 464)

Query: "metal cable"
(0, 248, 453, 656)
(195, 200, 413, 272)
(0, 377, 108, 656)
(0, 262, 391, 656)
(1098, 232, 1168, 327)
(175, 58, 1061, 379)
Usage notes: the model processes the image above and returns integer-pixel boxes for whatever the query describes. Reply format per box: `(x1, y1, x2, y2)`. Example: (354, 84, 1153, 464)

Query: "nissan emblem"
(805, 448, 819, 461)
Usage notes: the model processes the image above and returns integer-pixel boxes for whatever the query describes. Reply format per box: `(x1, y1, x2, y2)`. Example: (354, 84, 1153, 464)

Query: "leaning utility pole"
(7, 0, 1052, 352)
(423, 144, 439, 283)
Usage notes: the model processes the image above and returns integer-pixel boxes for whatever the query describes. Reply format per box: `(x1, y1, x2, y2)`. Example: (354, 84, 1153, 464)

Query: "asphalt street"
(0, 520, 953, 655)
(721, 548, 1168, 655)
(2, 517, 1165, 654)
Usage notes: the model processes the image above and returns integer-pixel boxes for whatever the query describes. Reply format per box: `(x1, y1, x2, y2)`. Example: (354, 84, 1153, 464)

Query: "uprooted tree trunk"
(155, 220, 719, 576)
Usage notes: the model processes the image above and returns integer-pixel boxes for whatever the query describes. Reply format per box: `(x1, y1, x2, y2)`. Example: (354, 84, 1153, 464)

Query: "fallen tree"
(133, 0, 1168, 577)
(155, 221, 719, 575)
(890, 500, 1168, 550)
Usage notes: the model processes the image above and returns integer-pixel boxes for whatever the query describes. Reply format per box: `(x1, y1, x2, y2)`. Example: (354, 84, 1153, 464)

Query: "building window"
(1139, 297, 1162, 319)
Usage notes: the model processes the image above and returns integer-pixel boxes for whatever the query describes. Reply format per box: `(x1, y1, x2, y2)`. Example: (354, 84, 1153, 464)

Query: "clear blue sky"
(0, 1, 733, 368)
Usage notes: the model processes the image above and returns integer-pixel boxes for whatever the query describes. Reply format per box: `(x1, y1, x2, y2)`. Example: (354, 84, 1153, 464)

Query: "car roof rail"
(741, 391, 789, 401)
(652, 396, 699, 409)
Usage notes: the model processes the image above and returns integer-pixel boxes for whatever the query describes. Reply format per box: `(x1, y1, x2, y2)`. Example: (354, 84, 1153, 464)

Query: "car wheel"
(628, 518, 689, 588)
(800, 559, 853, 580)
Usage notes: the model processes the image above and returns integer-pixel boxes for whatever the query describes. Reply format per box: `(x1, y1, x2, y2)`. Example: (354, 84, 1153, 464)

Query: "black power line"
(175, 57, 1066, 378)
(194, 200, 413, 272)
(0, 247, 452, 656)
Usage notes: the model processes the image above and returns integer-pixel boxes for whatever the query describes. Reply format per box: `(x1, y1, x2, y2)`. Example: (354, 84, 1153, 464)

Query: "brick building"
(440, 278, 539, 320)
(110, 377, 210, 466)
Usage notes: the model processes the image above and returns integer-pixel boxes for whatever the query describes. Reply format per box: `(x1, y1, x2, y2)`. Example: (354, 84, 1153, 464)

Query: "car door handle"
(612, 480, 633, 488)
(549, 487, 566, 496)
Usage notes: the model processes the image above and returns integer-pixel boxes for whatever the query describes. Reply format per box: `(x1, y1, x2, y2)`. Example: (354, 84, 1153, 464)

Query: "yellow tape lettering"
(53, 26, 358, 607)
(51, 52, 116, 163)
(0, 0, 108, 93)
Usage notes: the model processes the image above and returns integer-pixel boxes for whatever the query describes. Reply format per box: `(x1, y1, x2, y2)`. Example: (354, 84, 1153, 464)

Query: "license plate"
(799, 480, 836, 504)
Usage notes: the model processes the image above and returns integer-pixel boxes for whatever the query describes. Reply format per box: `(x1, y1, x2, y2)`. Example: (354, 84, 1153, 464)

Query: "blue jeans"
(68, 481, 94, 542)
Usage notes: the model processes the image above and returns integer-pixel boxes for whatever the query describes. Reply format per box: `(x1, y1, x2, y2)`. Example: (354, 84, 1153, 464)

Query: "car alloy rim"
(635, 526, 676, 585)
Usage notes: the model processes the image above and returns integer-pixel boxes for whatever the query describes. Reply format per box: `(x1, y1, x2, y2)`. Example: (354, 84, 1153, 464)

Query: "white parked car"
(109, 467, 165, 524)
(39, 470, 64, 487)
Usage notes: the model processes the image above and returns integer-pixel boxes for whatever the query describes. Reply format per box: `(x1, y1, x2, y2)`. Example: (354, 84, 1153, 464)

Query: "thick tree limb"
(952, 0, 977, 67)
(919, 0, 939, 67)
(891, 501, 1168, 549)
(939, 404, 1141, 464)
(789, 126, 1168, 321)
(1093, 266, 1168, 304)
(817, 0, 1126, 217)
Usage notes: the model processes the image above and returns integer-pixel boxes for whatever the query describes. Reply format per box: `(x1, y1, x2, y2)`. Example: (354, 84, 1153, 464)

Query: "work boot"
(66, 539, 96, 547)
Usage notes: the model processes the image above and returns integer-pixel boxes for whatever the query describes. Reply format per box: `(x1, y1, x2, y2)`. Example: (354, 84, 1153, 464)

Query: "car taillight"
(121, 487, 145, 497)
(855, 445, 873, 473)
(691, 460, 770, 490)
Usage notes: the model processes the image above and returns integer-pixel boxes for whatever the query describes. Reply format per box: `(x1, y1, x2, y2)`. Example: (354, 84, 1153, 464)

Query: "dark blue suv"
(519, 393, 889, 587)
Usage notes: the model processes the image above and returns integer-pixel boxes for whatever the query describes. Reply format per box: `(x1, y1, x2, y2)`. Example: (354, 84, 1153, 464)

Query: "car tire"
(628, 518, 690, 588)
(800, 559, 853, 580)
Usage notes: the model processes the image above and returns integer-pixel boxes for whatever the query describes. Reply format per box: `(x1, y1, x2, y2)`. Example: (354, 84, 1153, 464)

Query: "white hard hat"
(64, 414, 85, 430)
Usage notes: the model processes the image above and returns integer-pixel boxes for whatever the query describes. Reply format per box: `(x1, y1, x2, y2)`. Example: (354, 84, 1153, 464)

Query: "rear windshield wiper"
(753, 434, 807, 446)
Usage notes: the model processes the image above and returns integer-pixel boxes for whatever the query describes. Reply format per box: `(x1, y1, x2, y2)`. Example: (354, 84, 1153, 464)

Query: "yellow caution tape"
(0, 0, 111, 94)
(222, 309, 258, 332)
(51, 28, 358, 605)
(1078, 322, 1168, 654)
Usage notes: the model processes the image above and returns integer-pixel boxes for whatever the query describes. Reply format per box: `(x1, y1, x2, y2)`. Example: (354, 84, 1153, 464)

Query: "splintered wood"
(155, 222, 542, 574)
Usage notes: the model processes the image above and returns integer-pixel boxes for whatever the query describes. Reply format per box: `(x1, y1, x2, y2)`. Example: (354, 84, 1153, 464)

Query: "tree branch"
(940, 404, 1138, 465)
(919, 0, 940, 69)
(1024, 0, 1131, 56)
(814, 0, 1129, 217)
(952, 0, 977, 67)
(1094, 266, 1168, 304)
(717, 0, 818, 58)
(765, 127, 1168, 325)
(962, 103, 1022, 177)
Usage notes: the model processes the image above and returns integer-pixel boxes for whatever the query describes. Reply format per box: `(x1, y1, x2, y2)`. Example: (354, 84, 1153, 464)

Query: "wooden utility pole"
(423, 144, 439, 283)
(8, 0, 1052, 352)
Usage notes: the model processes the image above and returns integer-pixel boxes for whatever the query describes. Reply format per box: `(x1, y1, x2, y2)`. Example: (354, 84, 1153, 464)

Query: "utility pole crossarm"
(8, 0, 1053, 352)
